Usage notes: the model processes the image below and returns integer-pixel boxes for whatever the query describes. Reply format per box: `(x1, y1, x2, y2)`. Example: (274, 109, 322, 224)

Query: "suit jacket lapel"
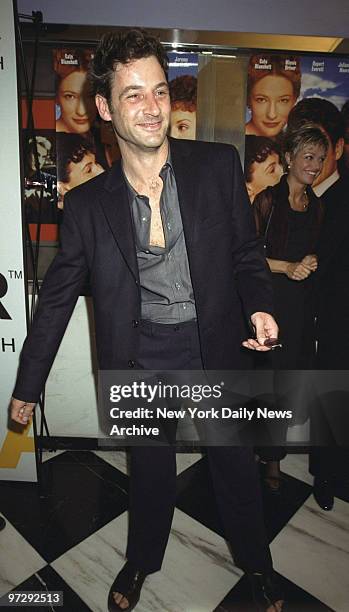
(170, 138, 199, 249)
(99, 163, 139, 281)
(97, 139, 199, 280)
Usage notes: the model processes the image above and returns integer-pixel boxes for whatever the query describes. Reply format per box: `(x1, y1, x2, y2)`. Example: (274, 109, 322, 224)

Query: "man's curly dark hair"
(89, 29, 168, 109)
(57, 133, 96, 183)
(244, 136, 281, 183)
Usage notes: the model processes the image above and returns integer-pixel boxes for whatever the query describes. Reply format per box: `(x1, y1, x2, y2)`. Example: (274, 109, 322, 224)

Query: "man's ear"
(335, 137, 344, 161)
(57, 181, 69, 210)
(285, 152, 291, 167)
(57, 180, 69, 197)
(246, 182, 254, 203)
(95, 95, 112, 122)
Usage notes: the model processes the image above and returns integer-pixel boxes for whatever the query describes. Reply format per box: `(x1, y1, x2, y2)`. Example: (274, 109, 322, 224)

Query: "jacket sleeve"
(229, 147, 274, 320)
(13, 195, 89, 403)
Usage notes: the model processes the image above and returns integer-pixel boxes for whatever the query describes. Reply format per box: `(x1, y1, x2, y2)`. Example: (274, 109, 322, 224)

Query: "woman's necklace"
(291, 188, 309, 211)
(301, 188, 309, 211)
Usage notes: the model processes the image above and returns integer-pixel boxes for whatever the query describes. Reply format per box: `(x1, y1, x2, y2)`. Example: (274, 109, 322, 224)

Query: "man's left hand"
(242, 312, 279, 351)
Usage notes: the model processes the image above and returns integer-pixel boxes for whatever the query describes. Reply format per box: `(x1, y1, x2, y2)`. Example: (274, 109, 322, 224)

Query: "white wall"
(0, 0, 36, 481)
(44, 297, 99, 437)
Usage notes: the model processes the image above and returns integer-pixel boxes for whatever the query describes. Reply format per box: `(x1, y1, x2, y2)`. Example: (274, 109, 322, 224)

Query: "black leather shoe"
(248, 571, 284, 611)
(313, 478, 334, 511)
(108, 562, 147, 611)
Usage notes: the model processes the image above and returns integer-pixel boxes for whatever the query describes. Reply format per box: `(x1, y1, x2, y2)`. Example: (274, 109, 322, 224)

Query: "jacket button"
(128, 360, 135, 368)
(132, 319, 139, 328)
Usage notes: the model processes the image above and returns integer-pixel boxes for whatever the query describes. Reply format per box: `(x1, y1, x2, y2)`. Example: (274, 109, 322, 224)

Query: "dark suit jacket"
(315, 176, 349, 367)
(14, 138, 273, 403)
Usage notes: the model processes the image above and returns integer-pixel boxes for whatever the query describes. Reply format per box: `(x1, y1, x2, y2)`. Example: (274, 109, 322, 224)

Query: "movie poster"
(300, 56, 349, 109)
(244, 52, 349, 202)
(23, 129, 58, 224)
(53, 47, 119, 210)
(300, 55, 349, 180)
(168, 52, 198, 140)
(244, 53, 300, 202)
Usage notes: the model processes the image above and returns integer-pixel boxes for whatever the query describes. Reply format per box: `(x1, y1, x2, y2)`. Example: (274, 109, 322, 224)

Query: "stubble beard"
(112, 119, 169, 154)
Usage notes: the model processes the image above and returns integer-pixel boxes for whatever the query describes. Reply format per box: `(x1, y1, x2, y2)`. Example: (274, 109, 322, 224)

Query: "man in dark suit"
(11, 30, 282, 612)
(288, 98, 349, 511)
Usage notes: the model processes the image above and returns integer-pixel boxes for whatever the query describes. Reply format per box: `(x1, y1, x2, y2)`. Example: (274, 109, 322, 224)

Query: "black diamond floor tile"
(259, 463, 313, 541)
(214, 572, 334, 611)
(0, 451, 129, 563)
(0, 565, 92, 611)
(176, 455, 313, 543)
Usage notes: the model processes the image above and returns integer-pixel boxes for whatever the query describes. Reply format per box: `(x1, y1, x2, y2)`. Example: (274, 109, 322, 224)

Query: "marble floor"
(0, 450, 348, 611)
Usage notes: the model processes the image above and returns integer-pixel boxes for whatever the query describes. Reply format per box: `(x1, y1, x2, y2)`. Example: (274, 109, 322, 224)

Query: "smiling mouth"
(139, 120, 162, 130)
(304, 172, 318, 182)
(73, 118, 89, 124)
(263, 122, 280, 127)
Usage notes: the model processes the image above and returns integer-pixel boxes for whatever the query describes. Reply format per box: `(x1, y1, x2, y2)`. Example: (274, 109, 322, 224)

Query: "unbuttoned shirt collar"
(122, 154, 178, 254)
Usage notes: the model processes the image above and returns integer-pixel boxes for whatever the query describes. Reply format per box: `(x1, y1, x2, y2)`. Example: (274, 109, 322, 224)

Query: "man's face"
(96, 56, 171, 153)
(170, 108, 196, 140)
(66, 151, 104, 190)
(29, 143, 49, 172)
(247, 152, 283, 202)
(312, 130, 342, 187)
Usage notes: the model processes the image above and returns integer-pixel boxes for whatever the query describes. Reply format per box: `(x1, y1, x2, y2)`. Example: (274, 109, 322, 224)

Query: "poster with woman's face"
(244, 53, 349, 202)
(168, 52, 198, 140)
(245, 54, 301, 140)
(53, 48, 121, 209)
(244, 54, 301, 202)
(54, 48, 96, 135)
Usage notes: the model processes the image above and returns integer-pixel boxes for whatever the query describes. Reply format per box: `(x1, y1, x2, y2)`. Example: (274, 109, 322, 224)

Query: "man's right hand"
(10, 398, 35, 425)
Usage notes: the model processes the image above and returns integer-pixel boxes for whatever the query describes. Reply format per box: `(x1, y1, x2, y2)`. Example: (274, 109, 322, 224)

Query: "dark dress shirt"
(125, 158, 197, 323)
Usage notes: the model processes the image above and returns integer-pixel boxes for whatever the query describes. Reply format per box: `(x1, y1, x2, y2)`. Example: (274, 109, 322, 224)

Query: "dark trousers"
(309, 386, 349, 479)
(309, 446, 349, 480)
(125, 320, 272, 574)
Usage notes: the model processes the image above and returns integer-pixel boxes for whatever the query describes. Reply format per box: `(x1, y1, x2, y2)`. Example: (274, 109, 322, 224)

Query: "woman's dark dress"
(271, 208, 316, 368)
(254, 174, 322, 369)
(253, 175, 322, 459)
